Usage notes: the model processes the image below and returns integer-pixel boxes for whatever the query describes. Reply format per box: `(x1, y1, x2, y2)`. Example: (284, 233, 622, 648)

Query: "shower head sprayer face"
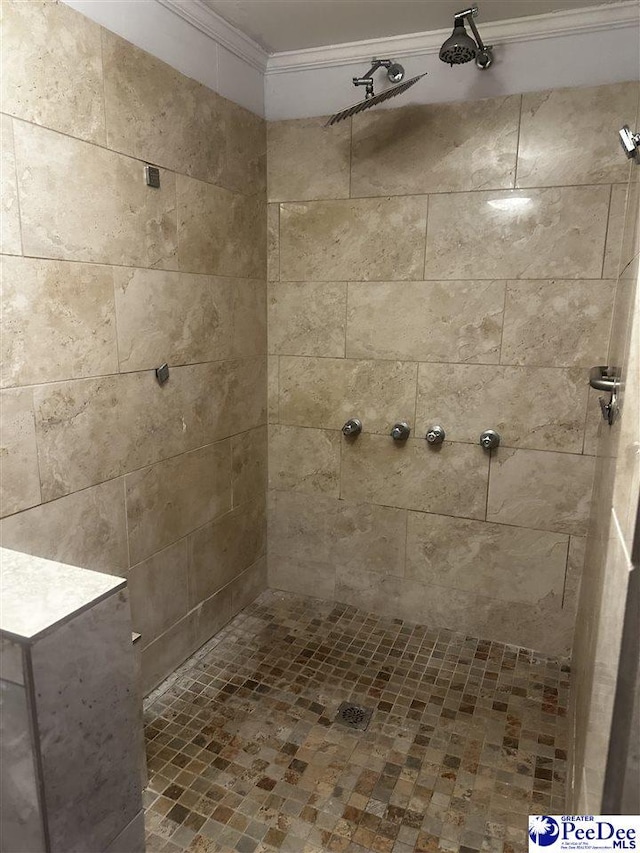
(439, 23, 477, 65)
(440, 5, 493, 70)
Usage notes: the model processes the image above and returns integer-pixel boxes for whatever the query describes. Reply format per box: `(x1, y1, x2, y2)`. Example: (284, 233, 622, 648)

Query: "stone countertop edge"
(0, 547, 126, 644)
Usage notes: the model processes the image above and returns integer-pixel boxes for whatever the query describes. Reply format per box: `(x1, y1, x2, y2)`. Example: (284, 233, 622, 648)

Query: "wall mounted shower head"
(439, 22, 477, 65)
(326, 59, 427, 126)
(440, 5, 493, 70)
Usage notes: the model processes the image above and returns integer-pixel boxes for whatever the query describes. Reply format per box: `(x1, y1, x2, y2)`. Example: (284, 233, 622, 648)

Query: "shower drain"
(335, 701, 373, 731)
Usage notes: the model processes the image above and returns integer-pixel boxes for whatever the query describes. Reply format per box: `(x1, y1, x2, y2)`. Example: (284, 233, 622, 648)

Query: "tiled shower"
(0, 1, 638, 851)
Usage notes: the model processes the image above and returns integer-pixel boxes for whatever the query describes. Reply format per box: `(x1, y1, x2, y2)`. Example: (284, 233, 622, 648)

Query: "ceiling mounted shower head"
(440, 5, 493, 70)
(326, 58, 427, 126)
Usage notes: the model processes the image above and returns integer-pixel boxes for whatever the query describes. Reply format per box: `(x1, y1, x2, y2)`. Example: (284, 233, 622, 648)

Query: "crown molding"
(266, 1, 640, 74)
(157, 0, 269, 72)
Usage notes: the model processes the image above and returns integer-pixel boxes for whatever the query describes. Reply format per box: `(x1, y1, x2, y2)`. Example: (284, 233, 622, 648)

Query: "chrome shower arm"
(353, 59, 393, 98)
(466, 14, 489, 53)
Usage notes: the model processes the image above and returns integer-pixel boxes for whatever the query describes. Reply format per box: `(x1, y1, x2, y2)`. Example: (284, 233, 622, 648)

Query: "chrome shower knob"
(342, 418, 362, 437)
(479, 429, 500, 450)
(425, 425, 446, 445)
(391, 422, 411, 441)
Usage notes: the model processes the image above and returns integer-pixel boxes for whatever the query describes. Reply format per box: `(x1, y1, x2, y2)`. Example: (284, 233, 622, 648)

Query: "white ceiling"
(202, 0, 621, 53)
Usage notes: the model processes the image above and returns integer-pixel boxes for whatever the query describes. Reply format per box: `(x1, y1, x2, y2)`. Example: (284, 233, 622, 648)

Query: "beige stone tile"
(583, 389, 602, 456)
(14, 121, 177, 269)
(341, 435, 488, 518)
(517, 83, 637, 187)
(424, 187, 610, 280)
(1, 116, 21, 255)
(268, 281, 346, 357)
(564, 536, 586, 617)
(474, 590, 573, 657)
(188, 498, 266, 607)
(270, 554, 336, 601)
(176, 174, 265, 278)
(267, 204, 280, 281)
(2, 256, 117, 387)
(280, 197, 428, 281)
(352, 95, 519, 196)
(114, 269, 231, 371)
(229, 555, 267, 614)
(103, 30, 265, 197)
(232, 426, 267, 507)
(128, 540, 189, 647)
(114, 269, 265, 371)
(603, 184, 630, 280)
(33, 358, 266, 500)
(126, 441, 231, 565)
(487, 447, 595, 535)
(1, 0, 105, 143)
(268, 356, 279, 423)
(269, 425, 340, 496)
(405, 512, 568, 603)
(501, 280, 615, 368)
(267, 116, 350, 202)
(0, 388, 40, 517)
(279, 357, 417, 435)
(141, 610, 198, 694)
(0, 478, 128, 573)
(232, 278, 267, 357)
(269, 491, 406, 577)
(416, 364, 588, 453)
(193, 584, 233, 650)
(346, 280, 504, 363)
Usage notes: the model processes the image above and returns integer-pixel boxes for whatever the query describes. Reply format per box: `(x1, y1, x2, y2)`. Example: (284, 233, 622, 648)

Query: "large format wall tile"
(267, 204, 279, 281)
(14, 121, 177, 268)
(269, 425, 341, 496)
(351, 95, 519, 196)
(232, 426, 268, 507)
(500, 279, 615, 368)
(269, 491, 407, 578)
(405, 512, 569, 603)
(177, 174, 265, 278)
(2, 256, 117, 387)
(188, 498, 266, 607)
(517, 83, 637, 187)
(114, 268, 233, 371)
(127, 540, 189, 646)
(346, 280, 505, 363)
(280, 197, 428, 281)
(33, 359, 266, 500)
(114, 269, 266, 371)
(487, 447, 595, 535)
(0, 479, 128, 573)
(1, 115, 21, 255)
(1, 0, 105, 143)
(267, 116, 351, 202)
(424, 187, 610, 280)
(269, 555, 336, 601)
(141, 611, 198, 695)
(279, 357, 417, 434)
(0, 388, 40, 517)
(125, 441, 232, 564)
(268, 281, 347, 357)
(341, 435, 488, 518)
(416, 364, 588, 453)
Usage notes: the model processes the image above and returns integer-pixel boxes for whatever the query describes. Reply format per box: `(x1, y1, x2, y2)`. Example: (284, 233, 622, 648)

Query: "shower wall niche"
(266, 83, 639, 656)
(0, 0, 267, 693)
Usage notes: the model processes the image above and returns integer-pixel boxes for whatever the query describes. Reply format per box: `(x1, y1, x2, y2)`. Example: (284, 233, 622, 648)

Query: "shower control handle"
(391, 422, 411, 441)
(342, 418, 362, 437)
(425, 425, 446, 445)
(479, 429, 500, 450)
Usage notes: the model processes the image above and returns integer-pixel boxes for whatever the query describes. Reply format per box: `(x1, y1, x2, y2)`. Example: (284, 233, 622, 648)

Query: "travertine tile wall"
(0, 0, 267, 693)
(266, 82, 639, 657)
(569, 84, 640, 810)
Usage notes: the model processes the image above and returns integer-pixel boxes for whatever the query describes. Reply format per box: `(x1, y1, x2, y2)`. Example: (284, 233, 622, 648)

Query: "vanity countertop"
(0, 547, 125, 643)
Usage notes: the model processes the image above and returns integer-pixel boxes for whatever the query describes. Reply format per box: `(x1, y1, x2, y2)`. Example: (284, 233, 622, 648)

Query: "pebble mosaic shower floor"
(143, 591, 569, 853)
